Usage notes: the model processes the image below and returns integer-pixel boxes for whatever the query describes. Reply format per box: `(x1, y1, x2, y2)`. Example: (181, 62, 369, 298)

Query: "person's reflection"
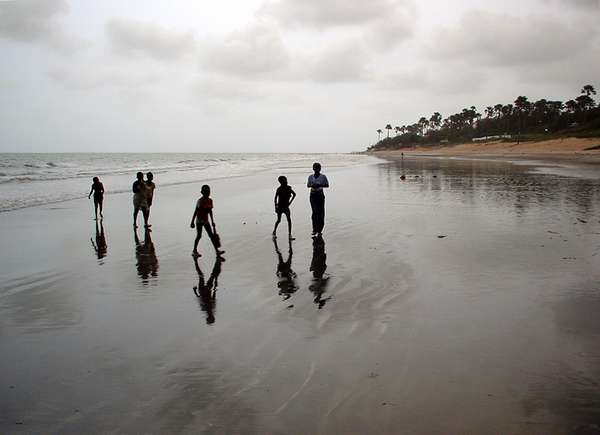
(273, 238, 298, 300)
(91, 220, 108, 260)
(193, 256, 223, 325)
(134, 227, 159, 283)
(309, 235, 330, 309)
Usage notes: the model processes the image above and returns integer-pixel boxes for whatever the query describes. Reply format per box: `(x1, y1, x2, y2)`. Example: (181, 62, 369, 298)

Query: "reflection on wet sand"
(193, 256, 223, 325)
(379, 157, 600, 220)
(273, 238, 298, 300)
(91, 220, 107, 261)
(134, 228, 159, 284)
(309, 235, 330, 309)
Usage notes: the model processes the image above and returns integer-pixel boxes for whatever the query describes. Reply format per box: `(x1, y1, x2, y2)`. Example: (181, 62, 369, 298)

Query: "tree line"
(369, 84, 599, 151)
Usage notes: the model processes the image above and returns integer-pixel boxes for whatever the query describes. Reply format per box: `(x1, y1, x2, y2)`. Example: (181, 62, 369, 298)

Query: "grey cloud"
(0, 0, 67, 41)
(362, 11, 414, 51)
(379, 68, 430, 90)
(551, 0, 599, 8)
(429, 10, 597, 66)
(107, 18, 195, 61)
(379, 64, 486, 95)
(0, 0, 86, 53)
(48, 66, 163, 90)
(199, 21, 289, 78)
(308, 41, 369, 82)
(260, 0, 414, 29)
(191, 77, 265, 101)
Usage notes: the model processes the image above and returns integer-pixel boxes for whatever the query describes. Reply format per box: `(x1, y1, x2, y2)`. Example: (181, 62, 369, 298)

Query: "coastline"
(369, 136, 600, 163)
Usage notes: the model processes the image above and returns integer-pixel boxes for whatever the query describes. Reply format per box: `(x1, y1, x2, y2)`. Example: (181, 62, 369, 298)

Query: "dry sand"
(1, 156, 600, 434)
(373, 136, 600, 162)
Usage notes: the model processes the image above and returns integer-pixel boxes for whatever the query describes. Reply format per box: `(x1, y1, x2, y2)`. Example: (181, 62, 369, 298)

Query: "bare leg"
(142, 208, 149, 228)
(133, 206, 140, 228)
(94, 200, 98, 220)
(204, 223, 224, 255)
(193, 224, 202, 255)
(286, 212, 293, 239)
(99, 200, 103, 218)
(273, 214, 281, 236)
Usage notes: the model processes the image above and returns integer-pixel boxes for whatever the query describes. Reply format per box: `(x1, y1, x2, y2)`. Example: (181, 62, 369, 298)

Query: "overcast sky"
(0, 0, 599, 152)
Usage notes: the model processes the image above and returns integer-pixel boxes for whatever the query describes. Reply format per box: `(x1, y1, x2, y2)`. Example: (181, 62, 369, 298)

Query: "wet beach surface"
(1, 156, 599, 434)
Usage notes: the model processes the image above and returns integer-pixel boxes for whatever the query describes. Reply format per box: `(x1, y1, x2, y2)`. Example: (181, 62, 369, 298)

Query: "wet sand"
(373, 136, 600, 163)
(1, 157, 600, 434)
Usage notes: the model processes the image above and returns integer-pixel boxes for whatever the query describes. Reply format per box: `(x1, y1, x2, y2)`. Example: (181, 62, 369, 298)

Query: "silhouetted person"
(88, 176, 104, 220)
(190, 184, 225, 258)
(272, 175, 297, 239)
(90, 220, 107, 260)
(307, 162, 329, 236)
(145, 172, 156, 224)
(309, 235, 330, 309)
(273, 238, 298, 300)
(193, 256, 223, 325)
(132, 172, 149, 229)
(134, 227, 158, 283)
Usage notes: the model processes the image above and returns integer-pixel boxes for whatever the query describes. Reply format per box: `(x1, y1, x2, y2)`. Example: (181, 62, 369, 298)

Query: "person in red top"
(190, 185, 225, 258)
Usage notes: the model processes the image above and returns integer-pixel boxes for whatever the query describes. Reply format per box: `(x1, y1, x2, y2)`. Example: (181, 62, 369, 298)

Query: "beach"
(373, 137, 600, 163)
(1, 154, 600, 434)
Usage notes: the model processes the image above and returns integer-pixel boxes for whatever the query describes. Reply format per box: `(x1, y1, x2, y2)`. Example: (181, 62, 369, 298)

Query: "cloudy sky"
(0, 0, 599, 152)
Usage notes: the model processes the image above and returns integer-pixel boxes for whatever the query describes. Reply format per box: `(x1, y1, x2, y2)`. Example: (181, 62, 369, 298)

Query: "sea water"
(0, 153, 367, 212)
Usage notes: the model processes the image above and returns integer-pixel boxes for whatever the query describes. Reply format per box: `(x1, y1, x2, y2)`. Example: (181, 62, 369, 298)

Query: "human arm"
(321, 175, 329, 188)
(209, 210, 216, 229)
(307, 176, 312, 188)
(274, 191, 279, 209)
(88, 185, 93, 199)
(289, 189, 297, 206)
(190, 206, 197, 228)
(100, 183, 105, 194)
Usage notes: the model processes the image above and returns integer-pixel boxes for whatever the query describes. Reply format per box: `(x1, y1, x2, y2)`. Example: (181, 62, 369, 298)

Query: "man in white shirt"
(307, 162, 329, 236)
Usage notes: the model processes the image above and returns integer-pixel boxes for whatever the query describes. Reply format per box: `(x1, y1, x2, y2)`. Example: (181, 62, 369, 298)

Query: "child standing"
(272, 176, 296, 239)
(88, 176, 104, 220)
(190, 185, 225, 257)
(145, 172, 156, 223)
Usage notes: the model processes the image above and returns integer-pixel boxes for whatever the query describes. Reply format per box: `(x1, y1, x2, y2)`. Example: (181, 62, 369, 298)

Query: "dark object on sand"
(437, 235, 447, 239)
(400, 175, 406, 180)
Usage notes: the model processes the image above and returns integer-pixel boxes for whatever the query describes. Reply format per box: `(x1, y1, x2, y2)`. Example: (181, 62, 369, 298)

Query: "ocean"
(0, 153, 368, 212)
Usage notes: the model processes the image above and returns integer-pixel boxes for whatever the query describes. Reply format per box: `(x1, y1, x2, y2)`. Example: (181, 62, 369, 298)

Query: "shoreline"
(369, 136, 600, 164)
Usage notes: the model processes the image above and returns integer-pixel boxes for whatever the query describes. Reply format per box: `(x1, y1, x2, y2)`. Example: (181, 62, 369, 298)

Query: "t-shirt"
(276, 185, 294, 208)
(307, 174, 329, 193)
(131, 180, 146, 195)
(145, 181, 156, 201)
(195, 197, 213, 222)
(92, 182, 104, 198)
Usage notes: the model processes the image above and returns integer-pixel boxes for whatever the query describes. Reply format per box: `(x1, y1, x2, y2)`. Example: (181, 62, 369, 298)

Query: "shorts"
(276, 206, 290, 215)
(133, 194, 148, 209)
(93, 194, 103, 203)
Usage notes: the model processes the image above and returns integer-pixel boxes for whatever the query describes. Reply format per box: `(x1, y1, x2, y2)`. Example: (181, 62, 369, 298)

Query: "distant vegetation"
(368, 84, 600, 151)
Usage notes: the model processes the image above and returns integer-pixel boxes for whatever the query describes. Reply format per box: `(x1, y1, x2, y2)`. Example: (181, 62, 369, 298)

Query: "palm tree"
(565, 100, 578, 113)
(581, 84, 596, 96)
(418, 117, 429, 136)
(394, 126, 401, 136)
(377, 129, 383, 141)
(385, 124, 392, 138)
(494, 104, 504, 119)
(429, 112, 442, 130)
